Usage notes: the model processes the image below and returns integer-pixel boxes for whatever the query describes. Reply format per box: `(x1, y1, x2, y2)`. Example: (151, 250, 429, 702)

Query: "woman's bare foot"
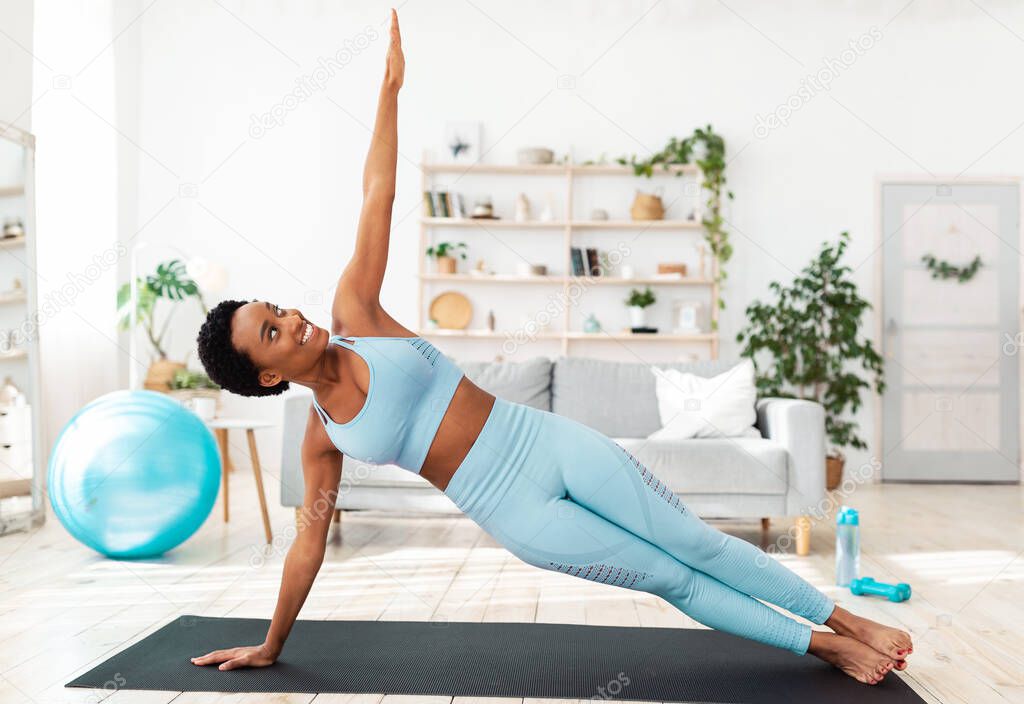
(808, 631, 896, 684)
(826, 605, 913, 660)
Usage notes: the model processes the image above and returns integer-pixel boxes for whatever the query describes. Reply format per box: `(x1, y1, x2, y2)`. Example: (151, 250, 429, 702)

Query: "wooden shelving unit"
(418, 161, 719, 358)
(419, 217, 702, 230)
(0, 124, 42, 535)
(419, 273, 712, 286)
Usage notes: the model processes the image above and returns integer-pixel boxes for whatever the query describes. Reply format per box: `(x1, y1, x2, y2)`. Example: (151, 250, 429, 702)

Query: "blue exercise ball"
(48, 390, 220, 559)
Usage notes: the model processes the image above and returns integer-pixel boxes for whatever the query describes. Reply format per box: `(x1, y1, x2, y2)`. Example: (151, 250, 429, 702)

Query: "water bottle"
(835, 506, 860, 587)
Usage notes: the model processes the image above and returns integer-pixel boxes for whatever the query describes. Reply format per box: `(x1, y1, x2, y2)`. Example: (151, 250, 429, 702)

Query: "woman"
(192, 10, 912, 685)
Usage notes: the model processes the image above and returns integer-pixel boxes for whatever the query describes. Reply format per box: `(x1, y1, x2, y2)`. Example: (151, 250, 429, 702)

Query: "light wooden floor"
(1, 474, 1022, 704)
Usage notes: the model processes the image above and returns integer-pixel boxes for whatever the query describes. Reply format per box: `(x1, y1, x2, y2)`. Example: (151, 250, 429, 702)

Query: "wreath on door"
(921, 253, 982, 283)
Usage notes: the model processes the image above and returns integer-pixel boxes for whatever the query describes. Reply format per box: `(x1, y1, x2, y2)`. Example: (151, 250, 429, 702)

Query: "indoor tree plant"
(117, 259, 209, 391)
(426, 241, 467, 274)
(735, 232, 884, 490)
(625, 286, 656, 328)
(618, 126, 732, 327)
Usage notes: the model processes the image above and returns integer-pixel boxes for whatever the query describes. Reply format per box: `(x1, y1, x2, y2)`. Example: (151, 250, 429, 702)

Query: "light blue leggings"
(443, 398, 835, 655)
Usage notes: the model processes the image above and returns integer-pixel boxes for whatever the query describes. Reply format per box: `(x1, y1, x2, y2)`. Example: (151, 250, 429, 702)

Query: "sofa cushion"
(650, 359, 758, 439)
(552, 357, 739, 438)
(614, 436, 788, 495)
(458, 356, 552, 410)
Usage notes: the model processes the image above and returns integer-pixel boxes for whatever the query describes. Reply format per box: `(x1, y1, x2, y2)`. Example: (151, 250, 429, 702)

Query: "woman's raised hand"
(385, 9, 404, 90)
(191, 643, 277, 671)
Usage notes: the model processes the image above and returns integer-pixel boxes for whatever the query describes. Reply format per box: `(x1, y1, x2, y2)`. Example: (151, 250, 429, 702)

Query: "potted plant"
(167, 367, 221, 415)
(426, 241, 468, 275)
(117, 259, 209, 391)
(735, 232, 884, 490)
(625, 286, 656, 327)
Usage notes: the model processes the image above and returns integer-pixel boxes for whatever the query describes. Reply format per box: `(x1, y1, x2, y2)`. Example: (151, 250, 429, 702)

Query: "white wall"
(0, 1, 35, 132)
(102, 1, 1024, 474)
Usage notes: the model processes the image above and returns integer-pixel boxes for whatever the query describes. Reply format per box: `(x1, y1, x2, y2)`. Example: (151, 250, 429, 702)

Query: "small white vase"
(629, 306, 646, 327)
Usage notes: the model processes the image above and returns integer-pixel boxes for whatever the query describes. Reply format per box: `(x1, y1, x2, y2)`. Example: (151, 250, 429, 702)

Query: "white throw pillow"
(649, 359, 758, 439)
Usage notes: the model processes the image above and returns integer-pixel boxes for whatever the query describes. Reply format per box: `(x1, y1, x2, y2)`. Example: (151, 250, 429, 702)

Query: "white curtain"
(32, 0, 123, 455)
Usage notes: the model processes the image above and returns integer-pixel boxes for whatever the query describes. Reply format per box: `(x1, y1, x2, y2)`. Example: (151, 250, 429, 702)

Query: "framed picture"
(443, 121, 481, 163)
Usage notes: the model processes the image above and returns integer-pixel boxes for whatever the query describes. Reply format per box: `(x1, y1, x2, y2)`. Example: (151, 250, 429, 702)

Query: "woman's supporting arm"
(191, 410, 342, 670)
(261, 438, 341, 659)
(334, 10, 405, 330)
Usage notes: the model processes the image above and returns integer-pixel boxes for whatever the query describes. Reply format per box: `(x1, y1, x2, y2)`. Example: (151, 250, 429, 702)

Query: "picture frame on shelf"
(442, 121, 481, 164)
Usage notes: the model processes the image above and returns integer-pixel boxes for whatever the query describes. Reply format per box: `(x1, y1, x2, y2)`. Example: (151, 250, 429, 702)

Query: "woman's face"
(231, 301, 327, 388)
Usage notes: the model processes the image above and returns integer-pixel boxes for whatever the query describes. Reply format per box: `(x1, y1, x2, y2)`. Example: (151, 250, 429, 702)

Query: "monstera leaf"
(146, 259, 199, 300)
(117, 258, 208, 359)
(116, 278, 157, 331)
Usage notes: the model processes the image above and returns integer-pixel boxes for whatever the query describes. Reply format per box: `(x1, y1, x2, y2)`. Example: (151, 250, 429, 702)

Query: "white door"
(881, 182, 1020, 482)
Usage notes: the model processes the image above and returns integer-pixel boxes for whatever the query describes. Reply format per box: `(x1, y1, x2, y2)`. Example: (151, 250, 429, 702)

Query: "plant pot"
(436, 256, 457, 275)
(144, 359, 186, 392)
(629, 306, 647, 327)
(826, 453, 845, 491)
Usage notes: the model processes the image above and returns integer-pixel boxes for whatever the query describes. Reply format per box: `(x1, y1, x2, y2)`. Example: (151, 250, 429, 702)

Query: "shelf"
(420, 273, 712, 286)
(0, 349, 28, 361)
(0, 186, 25, 198)
(418, 328, 562, 340)
(588, 277, 712, 285)
(0, 292, 27, 304)
(0, 236, 26, 249)
(423, 163, 568, 175)
(421, 218, 702, 230)
(421, 273, 563, 284)
(421, 163, 698, 176)
(421, 218, 565, 229)
(572, 164, 698, 175)
(417, 329, 714, 343)
(573, 220, 702, 230)
(566, 332, 715, 342)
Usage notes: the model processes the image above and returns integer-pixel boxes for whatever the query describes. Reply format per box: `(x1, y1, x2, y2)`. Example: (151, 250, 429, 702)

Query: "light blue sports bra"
(310, 335, 464, 474)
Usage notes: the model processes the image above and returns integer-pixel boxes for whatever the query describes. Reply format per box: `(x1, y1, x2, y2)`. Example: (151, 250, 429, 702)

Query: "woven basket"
(630, 192, 665, 221)
(144, 359, 186, 391)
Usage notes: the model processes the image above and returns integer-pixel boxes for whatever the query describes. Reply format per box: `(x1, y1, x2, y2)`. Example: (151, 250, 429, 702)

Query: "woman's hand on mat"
(384, 8, 404, 90)
(190, 643, 277, 670)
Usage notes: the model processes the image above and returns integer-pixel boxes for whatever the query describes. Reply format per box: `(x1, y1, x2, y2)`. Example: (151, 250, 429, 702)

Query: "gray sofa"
(280, 357, 826, 552)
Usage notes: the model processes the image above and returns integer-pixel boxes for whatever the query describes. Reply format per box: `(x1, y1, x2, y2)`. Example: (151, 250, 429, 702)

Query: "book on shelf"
(570, 247, 586, 276)
(585, 247, 601, 276)
(423, 190, 467, 219)
(450, 192, 466, 218)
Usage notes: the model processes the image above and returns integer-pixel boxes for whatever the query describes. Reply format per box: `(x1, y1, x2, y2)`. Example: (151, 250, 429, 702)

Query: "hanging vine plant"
(921, 253, 982, 283)
(617, 126, 732, 328)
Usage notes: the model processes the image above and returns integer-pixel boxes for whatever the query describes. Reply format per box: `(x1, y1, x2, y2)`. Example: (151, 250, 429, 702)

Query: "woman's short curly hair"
(197, 299, 289, 397)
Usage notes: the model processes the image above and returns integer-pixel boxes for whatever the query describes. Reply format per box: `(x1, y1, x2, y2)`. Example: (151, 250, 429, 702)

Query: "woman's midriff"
(419, 376, 496, 492)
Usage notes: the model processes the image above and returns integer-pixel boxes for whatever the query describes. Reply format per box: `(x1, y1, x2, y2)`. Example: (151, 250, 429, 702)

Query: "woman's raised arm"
(333, 9, 404, 332)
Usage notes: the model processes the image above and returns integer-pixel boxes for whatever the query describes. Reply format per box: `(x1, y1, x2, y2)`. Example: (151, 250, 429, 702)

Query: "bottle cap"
(836, 506, 859, 526)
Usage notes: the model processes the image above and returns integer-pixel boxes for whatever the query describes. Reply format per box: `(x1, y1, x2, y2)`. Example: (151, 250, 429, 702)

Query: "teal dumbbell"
(850, 577, 911, 602)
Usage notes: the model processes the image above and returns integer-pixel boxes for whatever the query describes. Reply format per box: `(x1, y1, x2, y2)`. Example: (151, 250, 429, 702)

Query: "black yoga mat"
(69, 615, 925, 703)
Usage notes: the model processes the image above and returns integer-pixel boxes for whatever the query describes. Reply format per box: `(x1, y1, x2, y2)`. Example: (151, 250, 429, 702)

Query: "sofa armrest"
(755, 397, 826, 515)
(280, 393, 313, 507)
